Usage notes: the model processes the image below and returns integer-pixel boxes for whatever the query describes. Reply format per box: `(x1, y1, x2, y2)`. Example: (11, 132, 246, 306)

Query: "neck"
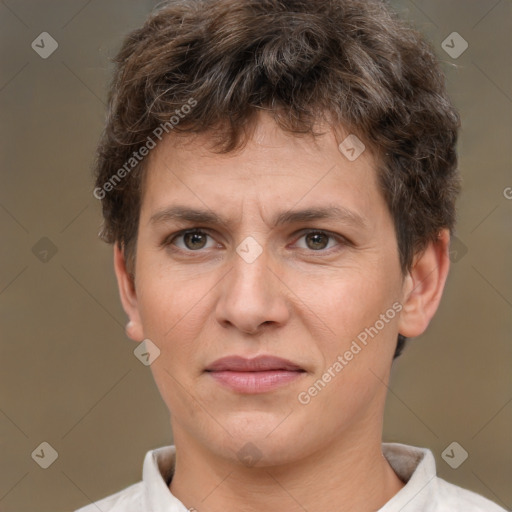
(169, 418, 404, 511)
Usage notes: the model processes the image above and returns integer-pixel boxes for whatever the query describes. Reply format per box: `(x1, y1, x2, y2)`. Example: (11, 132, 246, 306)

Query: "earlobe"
(113, 243, 145, 342)
(398, 229, 451, 339)
(125, 320, 141, 341)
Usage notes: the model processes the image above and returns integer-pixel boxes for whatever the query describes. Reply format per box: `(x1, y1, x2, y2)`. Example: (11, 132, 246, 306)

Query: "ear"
(113, 243, 144, 342)
(398, 229, 451, 338)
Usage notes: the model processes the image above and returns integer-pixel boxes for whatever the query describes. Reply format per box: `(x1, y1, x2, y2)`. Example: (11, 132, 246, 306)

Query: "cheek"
(306, 264, 399, 345)
(136, 258, 209, 338)
(134, 260, 224, 403)
(306, 268, 402, 409)
(296, 271, 400, 427)
(136, 268, 209, 416)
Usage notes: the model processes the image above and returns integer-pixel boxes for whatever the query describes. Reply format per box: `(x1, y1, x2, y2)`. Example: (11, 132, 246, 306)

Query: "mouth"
(205, 355, 306, 393)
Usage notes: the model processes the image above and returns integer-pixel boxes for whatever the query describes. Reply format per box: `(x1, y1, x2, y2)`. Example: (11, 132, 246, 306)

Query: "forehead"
(140, 114, 386, 229)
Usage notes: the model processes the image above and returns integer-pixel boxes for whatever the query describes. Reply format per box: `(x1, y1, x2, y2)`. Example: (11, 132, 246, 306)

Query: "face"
(115, 113, 446, 466)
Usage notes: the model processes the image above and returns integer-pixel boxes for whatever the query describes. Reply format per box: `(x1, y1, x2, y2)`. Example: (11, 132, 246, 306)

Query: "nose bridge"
(226, 203, 273, 297)
(216, 240, 288, 333)
(229, 241, 272, 305)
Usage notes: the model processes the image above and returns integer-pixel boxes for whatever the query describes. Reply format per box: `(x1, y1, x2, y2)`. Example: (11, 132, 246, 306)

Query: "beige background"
(0, 1, 511, 511)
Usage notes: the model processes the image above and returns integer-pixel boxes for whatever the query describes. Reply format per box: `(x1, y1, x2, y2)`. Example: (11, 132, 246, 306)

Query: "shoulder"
(73, 445, 177, 512)
(433, 477, 508, 511)
(381, 443, 507, 512)
(74, 481, 144, 512)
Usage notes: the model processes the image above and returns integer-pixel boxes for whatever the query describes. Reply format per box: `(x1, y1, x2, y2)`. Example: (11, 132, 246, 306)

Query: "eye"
(166, 229, 217, 251)
(293, 230, 344, 252)
(162, 228, 348, 255)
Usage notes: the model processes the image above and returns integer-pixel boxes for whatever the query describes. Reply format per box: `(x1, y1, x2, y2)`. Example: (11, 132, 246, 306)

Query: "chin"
(204, 414, 315, 468)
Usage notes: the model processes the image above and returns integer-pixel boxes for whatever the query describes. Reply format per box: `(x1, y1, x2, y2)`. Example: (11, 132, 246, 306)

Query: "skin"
(114, 113, 451, 512)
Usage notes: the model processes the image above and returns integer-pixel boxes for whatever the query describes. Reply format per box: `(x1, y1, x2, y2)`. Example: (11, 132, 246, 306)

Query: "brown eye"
(293, 230, 346, 253)
(304, 232, 330, 250)
(183, 231, 208, 250)
(167, 229, 215, 251)
(304, 231, 333, 250)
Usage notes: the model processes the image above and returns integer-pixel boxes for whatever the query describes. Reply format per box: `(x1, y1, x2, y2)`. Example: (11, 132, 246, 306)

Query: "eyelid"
(162, 227, 350, 252)
(291, 228, 349, 251)
(161, 228, 217, 249)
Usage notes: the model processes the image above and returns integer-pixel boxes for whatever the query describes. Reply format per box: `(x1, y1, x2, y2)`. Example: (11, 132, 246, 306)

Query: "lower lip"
(207, 370, 304, 393)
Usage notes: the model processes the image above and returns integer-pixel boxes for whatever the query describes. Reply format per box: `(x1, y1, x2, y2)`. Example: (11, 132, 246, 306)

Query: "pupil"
(307, 232, 327, 250)
(185, 232, 206, 249)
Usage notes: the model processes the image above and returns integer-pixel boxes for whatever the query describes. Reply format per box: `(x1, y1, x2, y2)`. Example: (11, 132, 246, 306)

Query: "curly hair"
(93, 0, 461, 358)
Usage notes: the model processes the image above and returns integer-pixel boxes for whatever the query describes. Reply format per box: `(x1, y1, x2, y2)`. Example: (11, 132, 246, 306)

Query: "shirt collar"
(380, 443, 438, 511)
(142, 445, 188, 511)
(141, 443, 438, 511)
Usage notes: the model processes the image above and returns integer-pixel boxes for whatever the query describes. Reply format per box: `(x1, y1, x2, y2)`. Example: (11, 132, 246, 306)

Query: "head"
(96, 0, 460, 465)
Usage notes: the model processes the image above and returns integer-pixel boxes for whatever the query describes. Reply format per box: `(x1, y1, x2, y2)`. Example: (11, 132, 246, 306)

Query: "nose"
(215, 245, 290, 335)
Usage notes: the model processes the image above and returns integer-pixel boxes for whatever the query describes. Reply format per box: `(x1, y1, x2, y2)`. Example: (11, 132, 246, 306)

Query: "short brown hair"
(94, 0, 461, 358)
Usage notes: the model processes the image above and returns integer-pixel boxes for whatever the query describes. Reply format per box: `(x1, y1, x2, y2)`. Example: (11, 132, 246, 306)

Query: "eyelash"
(161, 228, 349, 255)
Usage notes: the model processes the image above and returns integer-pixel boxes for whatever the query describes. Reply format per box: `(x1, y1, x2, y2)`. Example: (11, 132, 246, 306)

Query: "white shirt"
(75, 443, 506, 511)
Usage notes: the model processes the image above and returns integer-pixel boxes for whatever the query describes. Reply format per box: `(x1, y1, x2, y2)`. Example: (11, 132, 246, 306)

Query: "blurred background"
(0, 1, 510, 510)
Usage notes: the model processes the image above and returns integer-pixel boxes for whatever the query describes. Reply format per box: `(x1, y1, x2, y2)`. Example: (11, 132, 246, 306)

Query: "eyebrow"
(150, 204, 367, 230)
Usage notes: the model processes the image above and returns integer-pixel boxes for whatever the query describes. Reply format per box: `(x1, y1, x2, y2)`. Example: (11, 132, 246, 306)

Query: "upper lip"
(205, 355, 304, 372)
